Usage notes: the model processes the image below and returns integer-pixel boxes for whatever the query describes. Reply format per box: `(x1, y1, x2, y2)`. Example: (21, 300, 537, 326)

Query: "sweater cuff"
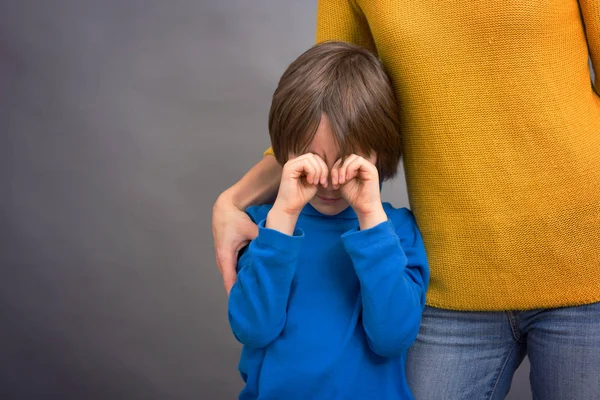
(256, 219, 304, 254)
(341, 219, 407, 263)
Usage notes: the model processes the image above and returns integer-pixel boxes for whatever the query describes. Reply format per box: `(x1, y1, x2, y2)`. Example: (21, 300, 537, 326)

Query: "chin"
(310, 200, 350, 216)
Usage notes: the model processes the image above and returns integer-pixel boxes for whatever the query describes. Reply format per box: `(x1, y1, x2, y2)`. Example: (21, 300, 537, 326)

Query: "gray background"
(2, 1, 595, 399)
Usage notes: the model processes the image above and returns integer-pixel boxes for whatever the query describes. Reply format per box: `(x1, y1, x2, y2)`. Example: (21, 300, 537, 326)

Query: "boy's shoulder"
(245, 203, 417, 229)
(245, 204, 274, 224)
(381, 202, 416, 230)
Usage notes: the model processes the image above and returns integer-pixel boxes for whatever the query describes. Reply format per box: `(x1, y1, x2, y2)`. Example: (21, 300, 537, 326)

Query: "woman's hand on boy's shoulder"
(332, 154, 387, 230)
(212, 191, 259, 295)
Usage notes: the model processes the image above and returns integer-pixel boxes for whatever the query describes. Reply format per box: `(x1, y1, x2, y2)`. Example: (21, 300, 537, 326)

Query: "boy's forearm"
(229, 263, 293, 348)
(342, 221, 427, 356)
(265, 207, 298, 236)
(226, 155, 282, 210)
(228, 222, 302, 348)
(356, 205, 388, 231)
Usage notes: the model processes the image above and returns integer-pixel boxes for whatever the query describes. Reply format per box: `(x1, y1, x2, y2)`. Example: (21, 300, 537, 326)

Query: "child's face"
(295, 114, 377, 216)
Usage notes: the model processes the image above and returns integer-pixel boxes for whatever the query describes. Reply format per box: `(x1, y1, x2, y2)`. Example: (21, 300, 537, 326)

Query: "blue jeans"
(406, 302, 600, 400)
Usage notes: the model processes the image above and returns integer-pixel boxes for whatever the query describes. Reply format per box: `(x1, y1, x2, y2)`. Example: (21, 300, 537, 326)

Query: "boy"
(228, 41, 429, 400)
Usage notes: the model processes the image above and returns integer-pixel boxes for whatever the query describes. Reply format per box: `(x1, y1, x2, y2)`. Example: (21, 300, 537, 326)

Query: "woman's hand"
(212, 190, 258, 295)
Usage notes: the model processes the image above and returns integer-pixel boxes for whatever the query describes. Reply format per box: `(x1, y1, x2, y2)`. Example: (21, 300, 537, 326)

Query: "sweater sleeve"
(341, 212, 429, 357)
(316, 0, 378, 53)
(228, 219, 304, 348)
(579, 0, 600, 91)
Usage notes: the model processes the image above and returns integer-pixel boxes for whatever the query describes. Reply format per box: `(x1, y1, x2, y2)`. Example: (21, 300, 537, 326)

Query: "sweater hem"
(425, 293, 600, 312)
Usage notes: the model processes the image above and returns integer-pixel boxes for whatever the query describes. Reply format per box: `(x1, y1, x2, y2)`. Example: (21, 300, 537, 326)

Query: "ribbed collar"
(300, 203, 358, 219)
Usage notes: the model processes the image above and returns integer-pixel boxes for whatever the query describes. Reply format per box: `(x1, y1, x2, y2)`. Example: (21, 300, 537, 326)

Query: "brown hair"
(268, 41, 402, 181)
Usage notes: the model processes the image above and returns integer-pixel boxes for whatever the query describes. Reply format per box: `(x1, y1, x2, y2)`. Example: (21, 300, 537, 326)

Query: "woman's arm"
(212, 155, 281, 294)
(316, 0, 377, 53)
(579, 0, 599, 91)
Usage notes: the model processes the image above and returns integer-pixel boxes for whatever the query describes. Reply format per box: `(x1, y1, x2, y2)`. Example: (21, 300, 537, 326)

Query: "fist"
(273, 153, 329, 216)
(331, 154, 382, 217)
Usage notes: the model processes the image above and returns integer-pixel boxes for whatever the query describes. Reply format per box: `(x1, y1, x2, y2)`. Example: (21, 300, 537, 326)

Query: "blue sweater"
(228, 203, 429, 400)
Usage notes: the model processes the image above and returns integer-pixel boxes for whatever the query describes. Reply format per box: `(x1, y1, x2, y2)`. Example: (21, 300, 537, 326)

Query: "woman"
(213, 0, 600, 398)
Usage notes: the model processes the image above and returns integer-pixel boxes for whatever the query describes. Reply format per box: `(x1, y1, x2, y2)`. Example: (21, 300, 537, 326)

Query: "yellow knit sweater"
(266, 0, 600, 310)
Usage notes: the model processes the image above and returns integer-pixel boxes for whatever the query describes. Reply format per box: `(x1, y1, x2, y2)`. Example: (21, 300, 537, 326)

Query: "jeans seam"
(487, 342, 517, 400)
(506, 311, 523, 343)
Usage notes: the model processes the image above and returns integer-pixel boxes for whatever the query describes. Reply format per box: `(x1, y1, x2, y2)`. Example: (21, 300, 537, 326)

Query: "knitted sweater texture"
(268, 0, 600, 310)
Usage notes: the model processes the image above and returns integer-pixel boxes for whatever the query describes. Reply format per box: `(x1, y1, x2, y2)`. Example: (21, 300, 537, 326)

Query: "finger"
(223, 267, 237, 295)
(302, 155, 321, 185)
(313, 154, 329, 187)
(216, 249, 237, 295)
(338, 154, 358, 185)
(331, 158, 343, 189)
(239, 218, 259, 241)
(345, 156, 366, 182)
(290, 156, 317, 184)
(310, 155, 327, 186)
(354, 155, 379, 181)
